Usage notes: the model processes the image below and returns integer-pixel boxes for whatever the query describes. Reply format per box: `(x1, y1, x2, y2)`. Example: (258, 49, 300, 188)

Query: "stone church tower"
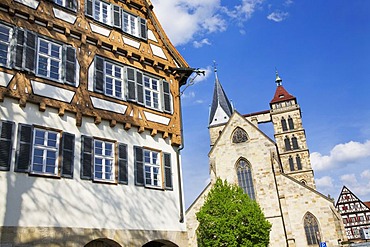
(186, 69, 347, 247)
(269, 72, 315, 188)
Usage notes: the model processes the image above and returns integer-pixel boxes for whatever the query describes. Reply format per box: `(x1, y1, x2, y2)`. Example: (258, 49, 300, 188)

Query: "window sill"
(93, 178, 118, 185)
(29, 171, 61, 179)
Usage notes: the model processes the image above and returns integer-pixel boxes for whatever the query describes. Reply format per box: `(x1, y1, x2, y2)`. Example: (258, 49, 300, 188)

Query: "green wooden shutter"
(15, 124, 33, 172)
(81, 135, 93, 180)
(86, 0, 93, 17)
(0, 121, 14, 171)
(14, 29, 24, 69)
(139, 17, 147, 40)
(24, 31, 36, 73)
(134, 146, 144, 186)
(127, 67, 136, 101)
(136, 71, 144, 104)
(64, 46, 76, 86)
(163, 152, 173, 190)
(118, 143, 128, 184)
(162, 80, 172, 113)
(94, 56, 104, 93)
(61, 132, 75, 178)
(112, 5, 121, 28)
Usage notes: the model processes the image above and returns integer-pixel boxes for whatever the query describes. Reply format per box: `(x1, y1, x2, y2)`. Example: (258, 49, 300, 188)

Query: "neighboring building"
(0, 0, 193, 246)
(186, 69, 347, 247)
(336, 186, 370, 242)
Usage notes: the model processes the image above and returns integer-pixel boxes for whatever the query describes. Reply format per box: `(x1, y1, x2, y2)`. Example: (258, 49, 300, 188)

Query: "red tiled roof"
(364, 201, 370, 209)
(270, 85, 296, 104)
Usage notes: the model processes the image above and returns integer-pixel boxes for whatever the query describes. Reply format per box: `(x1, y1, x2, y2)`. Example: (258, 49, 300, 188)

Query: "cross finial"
(213, 60, 219, 81)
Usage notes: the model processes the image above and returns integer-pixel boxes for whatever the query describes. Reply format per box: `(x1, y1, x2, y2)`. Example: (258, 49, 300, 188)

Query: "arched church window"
(236, 159, 255, 200)
(232, 127, 248, 143)
(289, 156, 294, 171)
(281, 117, 288, 131)
(288, 116, 294, 130)
(304, 212, 320, 245)
(296, 155, 302, 170)
(284, 136, 291, 151)
(292, 135, 299, 149)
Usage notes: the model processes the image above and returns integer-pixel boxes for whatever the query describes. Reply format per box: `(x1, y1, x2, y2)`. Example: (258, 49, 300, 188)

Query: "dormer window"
(279, 94, 284, 98)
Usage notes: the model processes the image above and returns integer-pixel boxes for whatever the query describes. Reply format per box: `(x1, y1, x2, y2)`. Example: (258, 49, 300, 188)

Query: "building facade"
(0, 0, 192, 246)
(186, 70, 347, 247)
(336, 186, 370, 242)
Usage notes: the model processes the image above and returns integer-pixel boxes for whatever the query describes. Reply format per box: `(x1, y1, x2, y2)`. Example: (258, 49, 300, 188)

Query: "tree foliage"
(196, 178, 272, 247)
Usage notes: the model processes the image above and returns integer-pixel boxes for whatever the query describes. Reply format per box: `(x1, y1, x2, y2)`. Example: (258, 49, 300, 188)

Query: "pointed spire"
(209, 63, 233, 126)
(275, 69, 282, 86)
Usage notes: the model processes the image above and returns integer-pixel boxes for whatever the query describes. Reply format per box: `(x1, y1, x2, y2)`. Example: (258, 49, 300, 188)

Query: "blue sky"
(151, 0, 370, 207)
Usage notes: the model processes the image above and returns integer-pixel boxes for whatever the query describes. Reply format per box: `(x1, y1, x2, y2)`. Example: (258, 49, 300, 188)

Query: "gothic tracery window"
(284, 136, 291, 151)
(292, 135, 299, 149)
(288, 116, 294, 130)
(296, 155, 302, 170)
(236, 159, 255, 200)
(304, 212, 320, 245)
(289, 156, 294, 171)
(232, 127, 248, 143)
(281, 117, 288, 131)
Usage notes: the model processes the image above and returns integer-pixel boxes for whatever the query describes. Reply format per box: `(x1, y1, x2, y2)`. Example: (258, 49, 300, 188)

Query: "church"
(186, 69, 347, 247)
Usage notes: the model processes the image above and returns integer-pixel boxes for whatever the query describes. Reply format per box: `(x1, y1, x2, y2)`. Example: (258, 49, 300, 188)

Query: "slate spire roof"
(209, 66, 233, 126)
(270, 71, 296, 104)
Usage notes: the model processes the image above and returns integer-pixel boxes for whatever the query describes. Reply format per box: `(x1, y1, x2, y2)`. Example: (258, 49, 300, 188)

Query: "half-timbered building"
(0, 0, 192, 246)
(336, 186, 370, 242)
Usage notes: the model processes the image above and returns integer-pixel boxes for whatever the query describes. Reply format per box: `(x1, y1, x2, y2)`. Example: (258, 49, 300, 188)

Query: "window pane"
(32, 129, 59, 175)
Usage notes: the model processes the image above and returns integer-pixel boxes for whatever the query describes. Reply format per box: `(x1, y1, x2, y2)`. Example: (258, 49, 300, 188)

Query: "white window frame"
(31, 128, 60, 175)
(93, 0, 111, 25)
(0, 24, 12, 68)
(143, 75, 160, 110)
(122, 11, 138, 37)
(144, 149, 161, 188)
(94, 139, 115, 182)
(36, 38, 63, 82)
(104, 60, 124, 99)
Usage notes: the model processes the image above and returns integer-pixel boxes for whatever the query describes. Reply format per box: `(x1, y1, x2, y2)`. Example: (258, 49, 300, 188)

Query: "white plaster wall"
(0, 98, 185, 232)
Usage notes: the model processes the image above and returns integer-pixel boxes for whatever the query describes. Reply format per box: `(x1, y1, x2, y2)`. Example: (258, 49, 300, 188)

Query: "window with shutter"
(37, 38, 62, 81)
(118, 143, 128, 184)
(0, 121, 14, 171)
(163, 153, 172, 190)
(81, 135, 93, 180)
(64, 46, 76, 85)
(143, 149, 161, 188)
(0, 24, 12, 68)
(61, 132, 75, 178)
(24, 31, 36, 73)
(162, 80, 172, 114)
(122, 11, 147, 40)
(15, 124, 33, 172)
(134, 146, 144, 186)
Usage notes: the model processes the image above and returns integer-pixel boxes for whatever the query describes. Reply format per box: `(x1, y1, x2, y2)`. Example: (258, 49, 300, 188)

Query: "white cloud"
(267, 10, 289, 22)
(151, 0, 224, 46)
(311, 140, 370, 171)
(284, 0, 293, 6)
(152, 0, 265, 46)
(316, 176, 334, 188)
(339, 172, 370, 198)
(193, 38, 212, 48)
(361, 169, 370, 179)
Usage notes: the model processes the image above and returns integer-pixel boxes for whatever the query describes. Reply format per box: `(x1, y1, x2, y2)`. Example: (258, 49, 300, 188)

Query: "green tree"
(196, 178, 271, 247)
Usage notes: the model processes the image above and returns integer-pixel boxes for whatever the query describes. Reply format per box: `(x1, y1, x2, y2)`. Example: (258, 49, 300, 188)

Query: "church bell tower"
(270, 72, 316, 188)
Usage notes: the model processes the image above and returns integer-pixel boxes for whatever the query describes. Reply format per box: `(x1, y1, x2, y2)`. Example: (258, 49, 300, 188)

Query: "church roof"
(209, 70, 233, 125)
(270, 72, 296, 104)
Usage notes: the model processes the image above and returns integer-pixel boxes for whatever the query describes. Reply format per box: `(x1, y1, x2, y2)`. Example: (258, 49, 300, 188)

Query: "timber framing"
(0, 0, 191, 146)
